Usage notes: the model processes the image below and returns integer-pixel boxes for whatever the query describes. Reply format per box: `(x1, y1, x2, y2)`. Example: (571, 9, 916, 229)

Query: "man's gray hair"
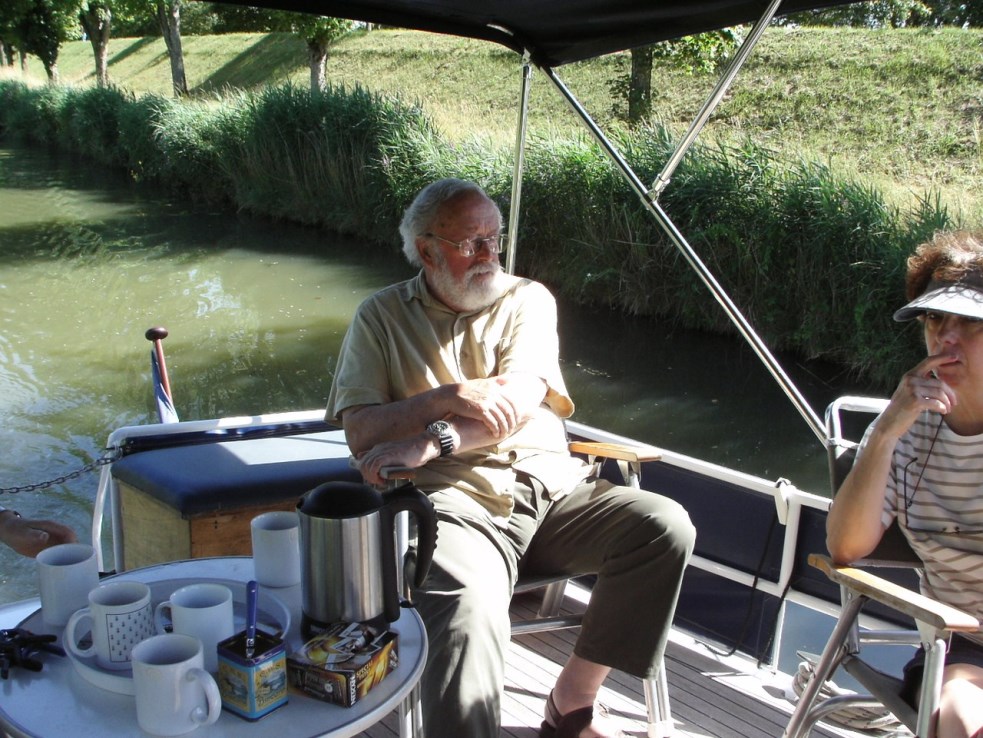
(398, 179, 499, 267)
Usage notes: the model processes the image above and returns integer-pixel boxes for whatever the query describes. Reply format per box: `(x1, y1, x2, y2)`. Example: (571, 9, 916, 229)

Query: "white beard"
(428, 254, 509, 313)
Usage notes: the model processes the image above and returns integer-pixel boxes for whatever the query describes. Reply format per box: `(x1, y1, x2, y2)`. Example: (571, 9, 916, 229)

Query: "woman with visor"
(827, 230, 983, 738)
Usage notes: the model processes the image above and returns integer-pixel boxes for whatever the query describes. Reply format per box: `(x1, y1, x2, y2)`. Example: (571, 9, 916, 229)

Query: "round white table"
(0, 557, 426, 738)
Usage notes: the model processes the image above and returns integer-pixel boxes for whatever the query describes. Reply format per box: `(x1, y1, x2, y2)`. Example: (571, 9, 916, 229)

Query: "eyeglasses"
(424, 232, 507, 257)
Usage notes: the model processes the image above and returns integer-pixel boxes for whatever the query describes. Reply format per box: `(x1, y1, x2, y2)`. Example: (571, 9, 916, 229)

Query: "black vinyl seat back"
(825, 396, 920, 567)
(828, 441, 921, 567)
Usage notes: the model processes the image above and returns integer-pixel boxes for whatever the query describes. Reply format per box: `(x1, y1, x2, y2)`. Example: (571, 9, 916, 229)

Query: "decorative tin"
(216, 630, 288, 720)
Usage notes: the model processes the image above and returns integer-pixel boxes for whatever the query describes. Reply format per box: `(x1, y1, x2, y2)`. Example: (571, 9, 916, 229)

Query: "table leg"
(397, 683, 424, 737)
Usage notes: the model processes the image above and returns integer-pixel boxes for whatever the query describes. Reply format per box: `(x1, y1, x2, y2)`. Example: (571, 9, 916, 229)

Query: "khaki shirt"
(326, 272, 589, 525)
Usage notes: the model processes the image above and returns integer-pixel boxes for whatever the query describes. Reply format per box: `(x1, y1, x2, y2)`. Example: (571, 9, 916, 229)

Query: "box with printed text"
(286, 622, 399, 707)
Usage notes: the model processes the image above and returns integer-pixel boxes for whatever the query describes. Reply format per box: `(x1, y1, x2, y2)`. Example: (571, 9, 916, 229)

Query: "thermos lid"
(297, 480, 383, 518)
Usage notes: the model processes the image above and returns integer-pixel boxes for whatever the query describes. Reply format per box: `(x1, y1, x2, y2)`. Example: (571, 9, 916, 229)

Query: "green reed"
(0, 78, 956, 389)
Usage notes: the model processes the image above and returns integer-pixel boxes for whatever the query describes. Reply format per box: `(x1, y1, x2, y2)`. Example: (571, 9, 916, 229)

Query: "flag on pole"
(151, 348, 179, 424)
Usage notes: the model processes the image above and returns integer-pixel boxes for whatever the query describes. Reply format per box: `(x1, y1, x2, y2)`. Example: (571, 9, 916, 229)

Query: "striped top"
(864, 411, 983, 642)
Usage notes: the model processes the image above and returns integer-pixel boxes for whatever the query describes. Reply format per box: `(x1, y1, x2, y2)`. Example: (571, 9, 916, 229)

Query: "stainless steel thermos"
(296, 481, 437, 637)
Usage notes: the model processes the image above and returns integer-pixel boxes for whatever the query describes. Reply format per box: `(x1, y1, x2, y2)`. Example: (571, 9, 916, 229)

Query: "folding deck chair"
(784, 396, 980, 738)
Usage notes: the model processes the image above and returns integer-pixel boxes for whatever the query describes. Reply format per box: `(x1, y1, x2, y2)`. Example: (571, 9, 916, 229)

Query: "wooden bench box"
(111, 429, 359, 570)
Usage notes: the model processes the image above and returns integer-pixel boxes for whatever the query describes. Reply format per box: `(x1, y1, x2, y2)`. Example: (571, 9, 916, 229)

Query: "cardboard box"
(286, 622, 399, 707)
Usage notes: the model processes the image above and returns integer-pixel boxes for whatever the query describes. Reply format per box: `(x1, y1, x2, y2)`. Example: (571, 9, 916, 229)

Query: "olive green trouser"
(412, 475, 696, 738)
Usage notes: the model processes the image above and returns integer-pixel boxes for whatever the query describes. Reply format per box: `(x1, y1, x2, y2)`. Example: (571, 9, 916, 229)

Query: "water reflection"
(558, 301, 870, 488)
(0, 143, 874, 604)
(0, 144, 412, 602)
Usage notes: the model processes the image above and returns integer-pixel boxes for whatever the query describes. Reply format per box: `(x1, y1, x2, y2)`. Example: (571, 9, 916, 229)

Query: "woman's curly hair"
(905, 230, 983, 301)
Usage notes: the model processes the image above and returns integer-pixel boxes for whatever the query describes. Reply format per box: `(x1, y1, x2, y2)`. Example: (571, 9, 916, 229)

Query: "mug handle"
(64, 608, 95, 659)
(154, 601, 173, 634)
(187, 668, 222, 726)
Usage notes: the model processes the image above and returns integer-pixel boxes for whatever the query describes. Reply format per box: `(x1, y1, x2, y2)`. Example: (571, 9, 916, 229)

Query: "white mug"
(251, 511, 301, 587)
(155, 583, 234, 673)
(64, 580, 154, 670)
(36, 543, 99, 627)
(132, 633, 222, 736)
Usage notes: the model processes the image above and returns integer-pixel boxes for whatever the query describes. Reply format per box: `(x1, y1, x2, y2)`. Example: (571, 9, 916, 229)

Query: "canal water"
(0, 143, 873, 604)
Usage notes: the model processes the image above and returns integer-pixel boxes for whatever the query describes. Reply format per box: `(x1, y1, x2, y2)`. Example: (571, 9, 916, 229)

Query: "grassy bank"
(40, 27, 983, 219)
(2, 27, 981, 389)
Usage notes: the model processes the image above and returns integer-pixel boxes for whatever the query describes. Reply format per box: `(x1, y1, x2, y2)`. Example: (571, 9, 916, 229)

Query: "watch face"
(426, 421, 453, 456)
(428, 421, 449, 435)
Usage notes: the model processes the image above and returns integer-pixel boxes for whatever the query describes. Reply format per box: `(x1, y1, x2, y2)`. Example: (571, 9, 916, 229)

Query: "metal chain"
(0, 450, 122, 495)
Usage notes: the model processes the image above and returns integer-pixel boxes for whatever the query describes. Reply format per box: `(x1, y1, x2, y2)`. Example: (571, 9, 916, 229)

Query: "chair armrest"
(809, 553, 979, 633)
(380, 466, 416, 481)
(567, 441, 661, 463)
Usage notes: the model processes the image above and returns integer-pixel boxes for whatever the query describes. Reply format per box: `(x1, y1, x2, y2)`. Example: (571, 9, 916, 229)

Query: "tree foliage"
(0, 0, 32, 65)
(650, 28, 741, 73)
(787, 0, 982, 27)
(614, 30, 740, 126)
(13, 0, 82, 82)
(289, 15, 352, 91)
(191, 6, 354, 91)
(788, 0, 934, 27)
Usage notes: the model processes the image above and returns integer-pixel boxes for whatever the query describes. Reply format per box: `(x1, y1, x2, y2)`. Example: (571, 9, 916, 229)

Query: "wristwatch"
(426, 420, 454, 457)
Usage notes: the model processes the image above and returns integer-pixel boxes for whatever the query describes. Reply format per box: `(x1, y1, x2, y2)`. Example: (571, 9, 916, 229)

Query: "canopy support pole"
(651, 0, 786, 198)
(538, 63, 827, 444)
(505, 53, 533, 277)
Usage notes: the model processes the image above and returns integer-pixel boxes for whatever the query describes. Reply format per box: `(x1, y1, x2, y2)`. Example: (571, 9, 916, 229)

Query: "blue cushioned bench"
(111, 428, 360, 570)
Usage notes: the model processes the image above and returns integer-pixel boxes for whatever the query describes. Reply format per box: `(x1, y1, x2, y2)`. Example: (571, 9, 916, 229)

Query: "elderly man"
(326, 178, 694, 738)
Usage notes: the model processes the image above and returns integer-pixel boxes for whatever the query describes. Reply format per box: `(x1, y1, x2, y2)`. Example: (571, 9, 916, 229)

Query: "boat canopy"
(226, 0, 861, 67)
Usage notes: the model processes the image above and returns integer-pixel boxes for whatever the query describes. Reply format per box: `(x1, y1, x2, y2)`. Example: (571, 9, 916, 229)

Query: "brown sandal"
(540, 691, 594, 738)
(540, 691, 632, 738)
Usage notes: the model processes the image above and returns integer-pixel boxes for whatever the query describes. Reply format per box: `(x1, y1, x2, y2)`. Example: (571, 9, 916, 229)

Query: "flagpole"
(145, 326, 173, 406)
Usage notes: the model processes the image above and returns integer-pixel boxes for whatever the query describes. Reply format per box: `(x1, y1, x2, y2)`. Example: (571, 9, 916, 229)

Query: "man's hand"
(449, 377, 519, 438)
(450, 375, 545, 438)
(354, 435, 437, 486)
(0, 512, 78, 558)
(341, 374, 546, 459)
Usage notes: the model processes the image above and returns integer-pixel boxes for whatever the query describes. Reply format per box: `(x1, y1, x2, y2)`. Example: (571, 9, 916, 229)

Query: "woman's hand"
(0, 512, 78, 558)
(877, 353, 957, 439)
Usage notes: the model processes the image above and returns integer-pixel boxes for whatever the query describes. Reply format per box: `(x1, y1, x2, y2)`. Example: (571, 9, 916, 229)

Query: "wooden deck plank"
(350, 587, 895, 737)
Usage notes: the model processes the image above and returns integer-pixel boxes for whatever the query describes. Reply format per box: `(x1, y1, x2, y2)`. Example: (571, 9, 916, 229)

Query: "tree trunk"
(43, 60, 59, 84)
(0, 41, 8, 67)
(308, 40, 327, 92)
(155, 0, 188, 97)
(80, 4, 112, 87)
(628, 46, 654, 127)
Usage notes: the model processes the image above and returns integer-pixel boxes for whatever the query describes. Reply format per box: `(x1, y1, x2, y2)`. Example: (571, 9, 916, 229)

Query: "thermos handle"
(380, 484, 438, 622)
